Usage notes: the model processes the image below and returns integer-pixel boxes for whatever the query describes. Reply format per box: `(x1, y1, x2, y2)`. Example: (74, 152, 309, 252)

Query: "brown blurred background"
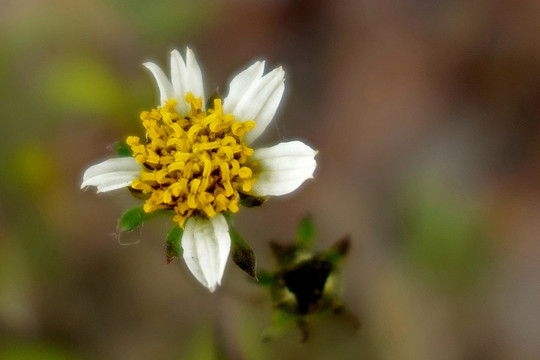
(1, 0, 540, 359)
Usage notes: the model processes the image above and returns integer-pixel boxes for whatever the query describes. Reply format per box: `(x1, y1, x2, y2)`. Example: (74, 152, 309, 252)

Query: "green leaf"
(117, 206, 171, 232)
(239, 193, 269, 208)
(230, 227, 257, 279)
(166, 224, 184, 263)
(114, 141, 132, 157)
(296, 213, 315, 247)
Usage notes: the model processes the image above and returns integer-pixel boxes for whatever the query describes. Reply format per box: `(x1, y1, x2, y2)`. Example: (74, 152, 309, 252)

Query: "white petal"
(244, 78, 284, 144)
(249, 141, 317, 196)
(223, 61, 265, 115)
(182, 214, 231, 292)
(143, 62, 174, 106)
(168, 48, 205, 115)
(170, 49, 190, 116)
(185, 47, 205, 108)
(224, 63, 285, 144)
(81, 157, 141, 193)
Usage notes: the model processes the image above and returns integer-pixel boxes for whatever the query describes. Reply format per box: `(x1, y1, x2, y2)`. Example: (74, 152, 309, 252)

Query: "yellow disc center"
(127, 94, 255, 227)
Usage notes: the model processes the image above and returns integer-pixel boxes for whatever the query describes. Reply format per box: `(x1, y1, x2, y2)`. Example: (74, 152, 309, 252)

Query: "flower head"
(126, 95, 256, 227)
(81, 48, 317, 292)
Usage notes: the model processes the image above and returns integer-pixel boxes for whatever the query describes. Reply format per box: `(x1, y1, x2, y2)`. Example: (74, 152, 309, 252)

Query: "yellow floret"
(127, 94, 256, 228)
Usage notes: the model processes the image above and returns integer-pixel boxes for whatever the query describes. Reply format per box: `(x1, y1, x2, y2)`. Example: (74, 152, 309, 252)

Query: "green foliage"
(296, 213, 315, 247)
(114, 141, 132, 157)
(166, 224, 184, 262)
(222, 211, 233, 224)
(117, 206, 147, 232)
(325, 235, 351, 265)
(230, 227, 257, 279)
(257, 215, 357, 342)
(128, 187, 151, 200)
(256, 270, 274, 286)
(223, 212, 258, 278)
(117, 206, 171, 233)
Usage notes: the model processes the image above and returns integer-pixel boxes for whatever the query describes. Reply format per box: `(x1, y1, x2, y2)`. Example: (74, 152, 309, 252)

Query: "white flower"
(81, 48, 317, 292)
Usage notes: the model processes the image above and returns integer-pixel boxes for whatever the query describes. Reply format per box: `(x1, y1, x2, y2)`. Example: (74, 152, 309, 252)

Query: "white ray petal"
(182, 214, 231, 292)
(244, 76, 285, 144)
(81, 157, 141, 193)
(223, 61, 265, 116)
(249, 141, 317, 196)
(143, 62, 174, 106)
(225, 65, 285, 144)
(185, 47, 205, 109)
(170, 49, 190, 116)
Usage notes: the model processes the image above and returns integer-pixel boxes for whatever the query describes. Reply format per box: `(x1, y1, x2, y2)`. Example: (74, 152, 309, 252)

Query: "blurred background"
(1, 0, 540, 359)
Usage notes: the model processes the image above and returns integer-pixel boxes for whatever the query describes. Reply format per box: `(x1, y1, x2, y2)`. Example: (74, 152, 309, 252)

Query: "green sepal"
(324, 234, 351, 265)
(222, 211, 233, 225)
(230, 227, 257, 279)
(239, 193, 269, 208)
(128, 187, 151, 200)
(117, 205, 171, 232)
(118, 206, 147, 232)
(166, 224, 184, 263)
(114, 141, 132, 157)
(296, 213, 315, 247)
